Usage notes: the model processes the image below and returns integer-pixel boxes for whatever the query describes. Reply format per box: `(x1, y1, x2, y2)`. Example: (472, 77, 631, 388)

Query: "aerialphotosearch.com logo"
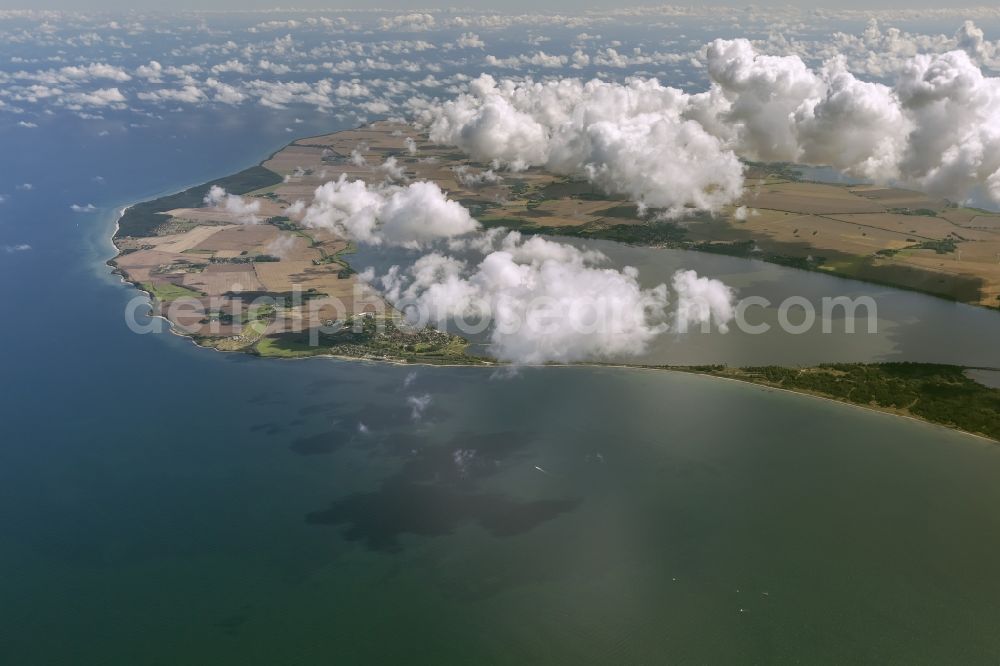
(728, 295, 878, 335)
(123, 284, 878, 342)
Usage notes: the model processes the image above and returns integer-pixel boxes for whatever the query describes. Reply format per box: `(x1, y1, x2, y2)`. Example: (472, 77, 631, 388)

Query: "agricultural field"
(718, 175, 1000, 305)
(111, 121, 1000, 362)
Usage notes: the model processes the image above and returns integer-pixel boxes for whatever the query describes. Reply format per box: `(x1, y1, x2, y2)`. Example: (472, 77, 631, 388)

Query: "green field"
(254, 318, 485, 364)
(254, 334, 325, 358)
(140, 281, 203, 302)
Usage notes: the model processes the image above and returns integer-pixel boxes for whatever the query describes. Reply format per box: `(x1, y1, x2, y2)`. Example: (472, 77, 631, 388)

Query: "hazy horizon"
(2, 1, 996, 12)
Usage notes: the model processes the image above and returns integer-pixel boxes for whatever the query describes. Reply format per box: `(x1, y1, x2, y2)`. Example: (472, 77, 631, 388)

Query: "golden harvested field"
(295, 125, 413, 152)
(825, 213, 956, 239)
(113, 118, 1000, 340)
(114, 249, 192, 283)
(731, 212, 916, 255)
(168, 196, 286, 219)
(745, 182, 887, 215)
(520, 199, 630, 227)
(146, 224, 237, 253)
(182, 264, 264, 295)
(849, 186, 947, 210)
(261, 145, 327, 175)
(191, 225, 280, 253)
(941, 210, 1000, 232)
(254, 259, 336, 292)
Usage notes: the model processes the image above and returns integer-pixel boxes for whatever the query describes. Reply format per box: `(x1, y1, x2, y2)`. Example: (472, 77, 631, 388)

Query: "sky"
(0, 1, 989, 10)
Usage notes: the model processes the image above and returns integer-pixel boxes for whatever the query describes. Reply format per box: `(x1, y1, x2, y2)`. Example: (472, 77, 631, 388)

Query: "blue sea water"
(5, 94, 1000, 664)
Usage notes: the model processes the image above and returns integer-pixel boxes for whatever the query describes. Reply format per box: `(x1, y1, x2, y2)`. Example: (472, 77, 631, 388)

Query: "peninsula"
(109, 121, 1000, 441)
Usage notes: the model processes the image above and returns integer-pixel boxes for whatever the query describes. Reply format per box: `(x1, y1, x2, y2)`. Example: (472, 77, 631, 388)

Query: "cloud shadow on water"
(289, 429, 351, 455)
(306, 430, 579, 551)
(306, 479, 579, 552)
(298, 400, 450, 425)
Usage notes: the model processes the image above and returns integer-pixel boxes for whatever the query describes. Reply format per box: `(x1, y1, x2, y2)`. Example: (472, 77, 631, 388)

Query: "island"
(109, 121, 1000, 441)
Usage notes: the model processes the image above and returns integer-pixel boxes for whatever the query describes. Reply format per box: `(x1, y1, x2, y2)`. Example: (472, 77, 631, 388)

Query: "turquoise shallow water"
(3, 109, 1000, 664)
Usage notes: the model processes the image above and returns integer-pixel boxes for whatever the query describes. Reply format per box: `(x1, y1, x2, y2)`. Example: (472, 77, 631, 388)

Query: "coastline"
(646, 366, 1000, 445)
(103, 128, 1000, 446)
(108, 122, 1000, 312)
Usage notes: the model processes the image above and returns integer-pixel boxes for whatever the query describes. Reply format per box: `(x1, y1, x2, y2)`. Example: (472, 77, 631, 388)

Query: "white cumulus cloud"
(705, 38, 1000, 203)
(421, 74, 744, 217)
(203, 185, 261, 224)
(369, 230, 734, 364)
(300, 176, 479, 248)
